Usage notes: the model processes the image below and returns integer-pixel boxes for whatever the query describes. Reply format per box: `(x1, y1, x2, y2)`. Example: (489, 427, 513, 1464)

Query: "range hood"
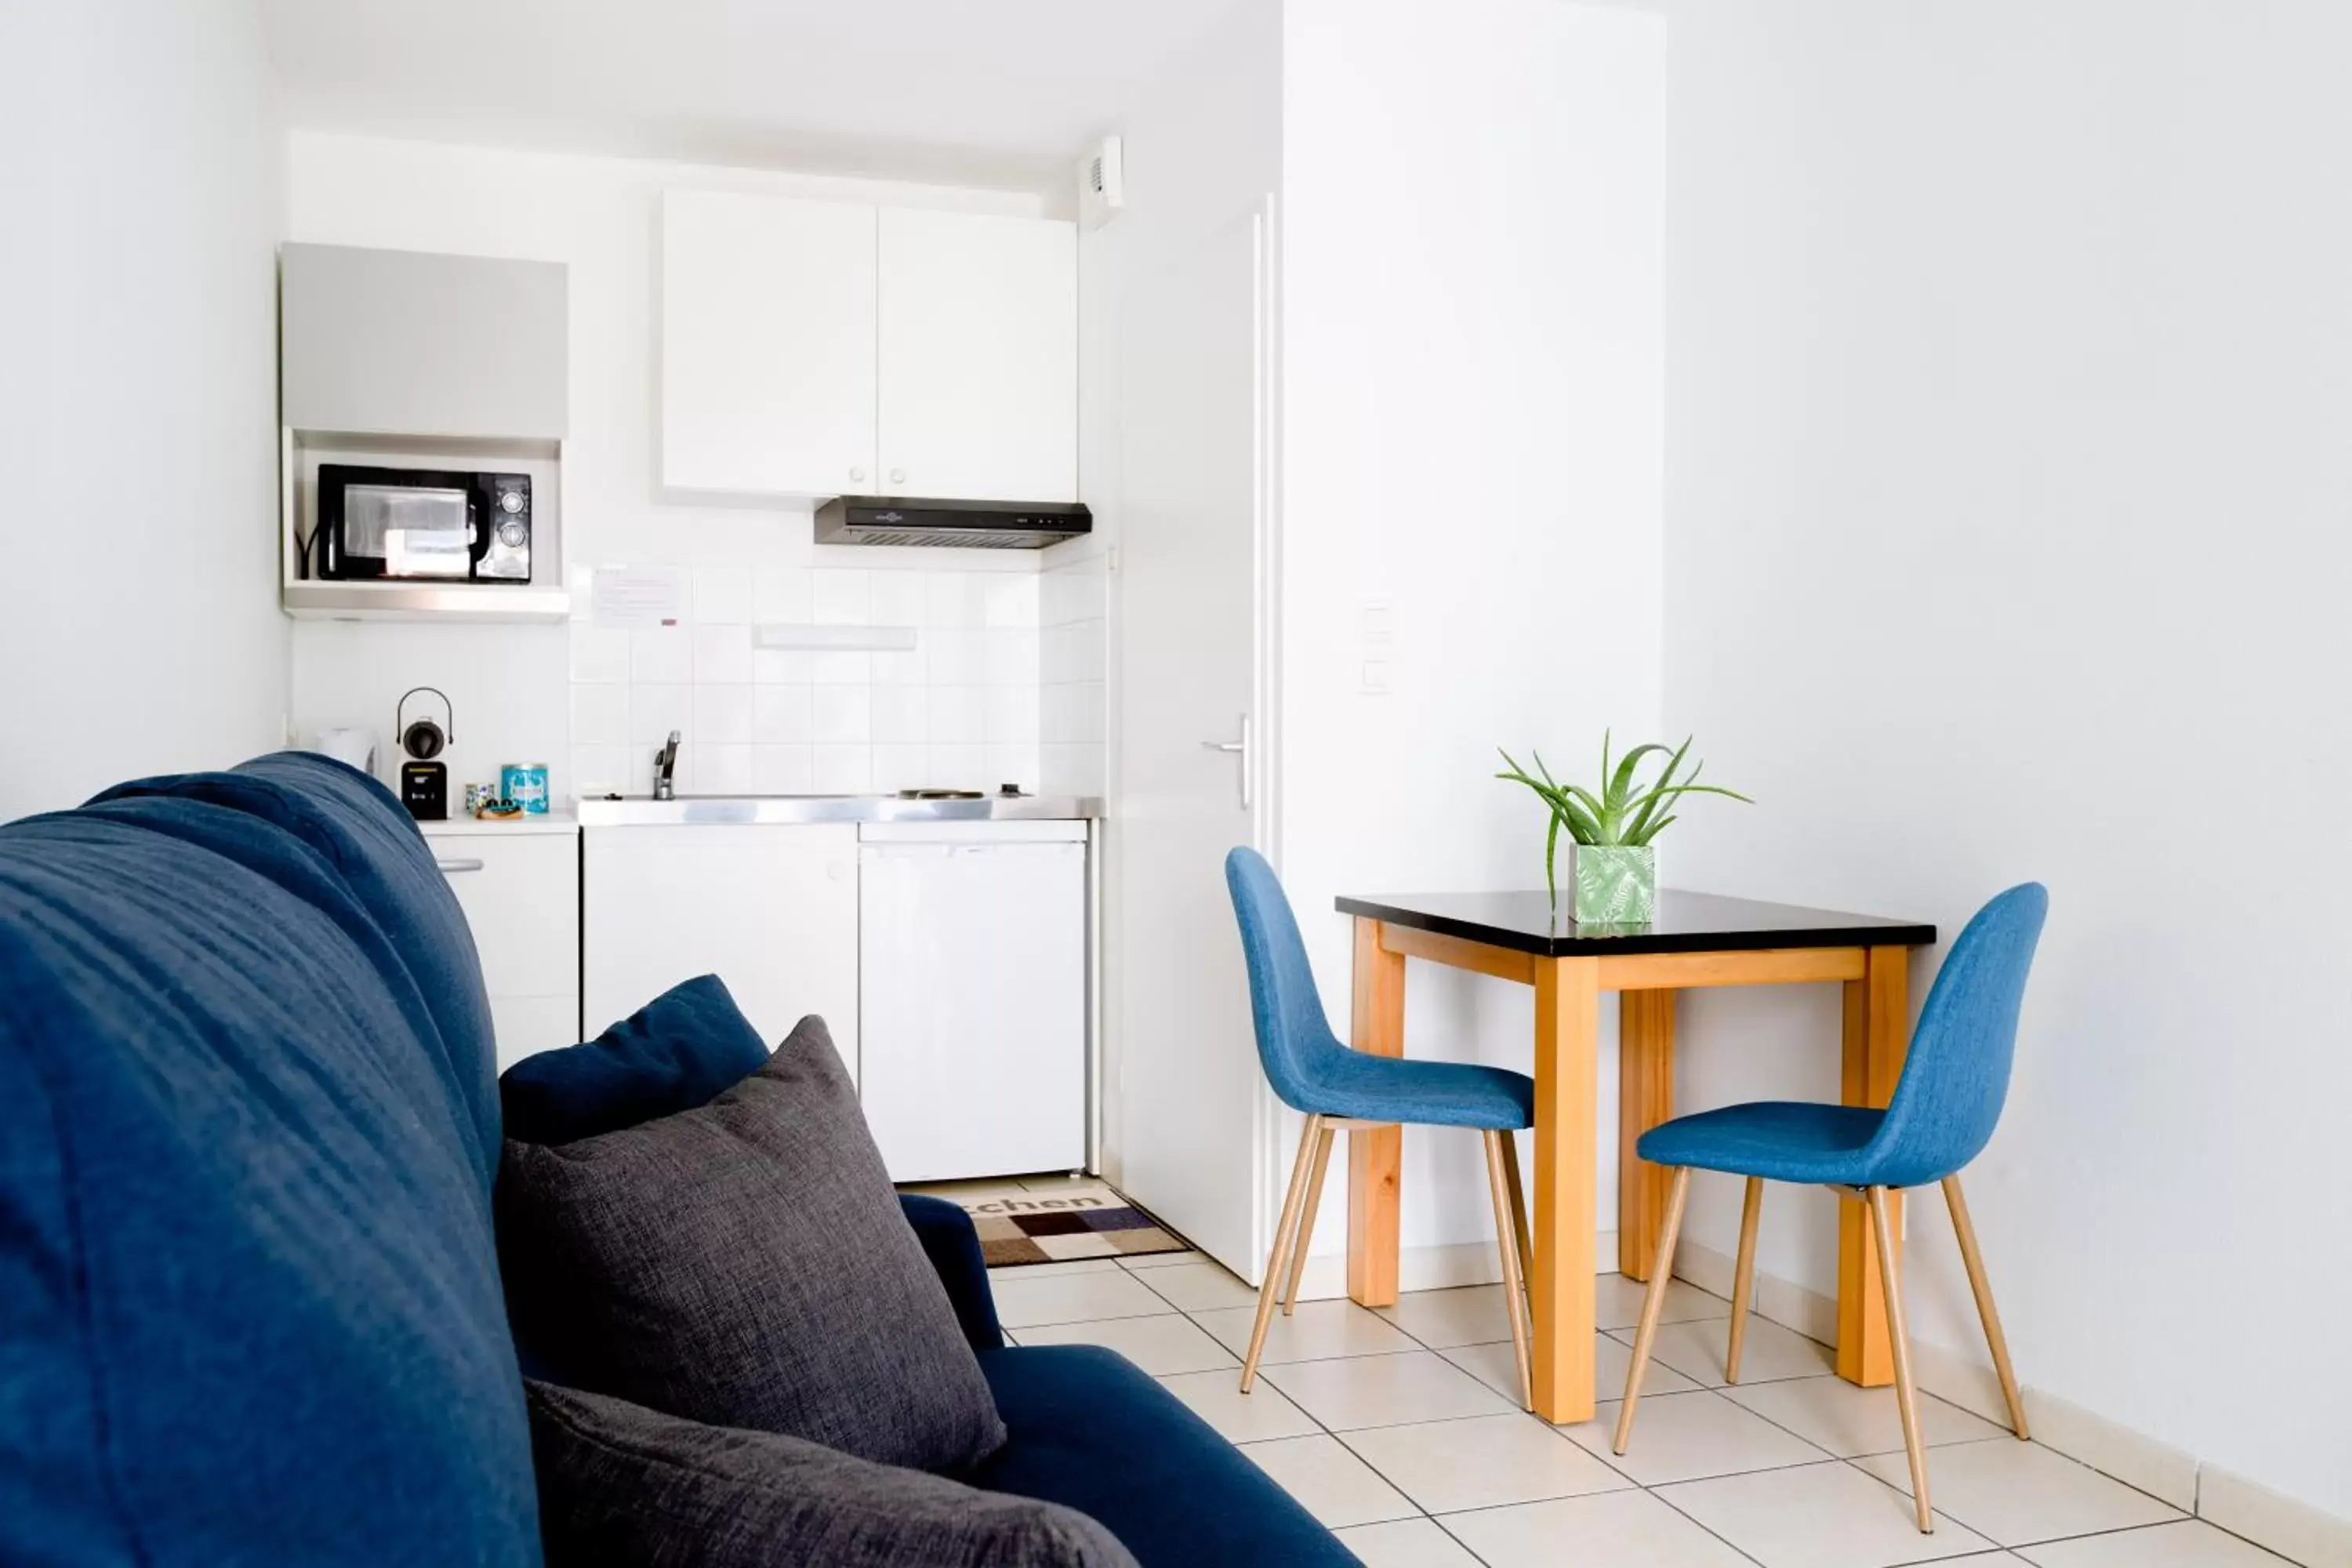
(814, 495, 1092, 550)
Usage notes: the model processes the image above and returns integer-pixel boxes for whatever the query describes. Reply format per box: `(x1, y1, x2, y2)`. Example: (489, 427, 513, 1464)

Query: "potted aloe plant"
(1496, 734, 1751, 923)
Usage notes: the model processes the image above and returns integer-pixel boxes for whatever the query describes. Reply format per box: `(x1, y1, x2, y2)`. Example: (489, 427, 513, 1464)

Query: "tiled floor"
(981, 1248, 2300, 1568)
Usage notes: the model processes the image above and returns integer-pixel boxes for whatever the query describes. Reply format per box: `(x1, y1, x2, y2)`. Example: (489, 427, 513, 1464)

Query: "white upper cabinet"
(661, 191, 878, 497)
(878, 209, 1079, 503)
(659, 191, 1077, 503)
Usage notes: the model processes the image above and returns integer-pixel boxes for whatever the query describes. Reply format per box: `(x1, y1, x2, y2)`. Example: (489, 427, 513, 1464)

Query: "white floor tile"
(1560, 1389, 1832, 1486)
(1010, 1312, 1239, 1375)
(1192, 1298, 1421, 1366)
(1439, 1486, 1757, 1568)
(2016, 1520, 2297, 1566)
(1333, 1516, 1487, 1567)
(1446, 1334, 1706, 1405)
(1341, 1411, 1632, 1512)
(1153, 1368, 1320, 1443)
(1598, 1272, 1733, 1331)
(1377, 1284, 1518, 1348)
(987, 1257, 1125, 1281)
(1265, 1350, 1515, 1432)
(1723, 1374, 2013, 1457)
(1853, 1441, 2185, 1548)
(989, 1268, 1172, 1328)
(1655, 1458, 1999, 1567)
(1133, 1259, 1261, 1313)
(1117, 1248, 1204, 1271)
(1615, 1314, 1836, 1386)
(1240, 1434, 1419, 1529)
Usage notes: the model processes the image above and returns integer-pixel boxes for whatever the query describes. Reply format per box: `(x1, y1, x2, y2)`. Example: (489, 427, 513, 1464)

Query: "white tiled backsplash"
(569, 563, 1071, 800)
(1040, 553, 1108, 796)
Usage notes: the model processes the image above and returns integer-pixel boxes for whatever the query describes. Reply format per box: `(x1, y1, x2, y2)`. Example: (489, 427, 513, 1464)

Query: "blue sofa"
(0, 752, 1352, 1567)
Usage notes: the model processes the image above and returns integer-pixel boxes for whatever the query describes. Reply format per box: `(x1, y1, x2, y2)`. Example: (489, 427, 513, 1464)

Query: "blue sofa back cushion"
(0, 752, 540, 1567)
(501, 973, 770, 1145)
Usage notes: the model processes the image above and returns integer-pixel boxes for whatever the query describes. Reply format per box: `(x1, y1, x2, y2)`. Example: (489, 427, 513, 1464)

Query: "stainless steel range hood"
(814, 495, 1092, 550)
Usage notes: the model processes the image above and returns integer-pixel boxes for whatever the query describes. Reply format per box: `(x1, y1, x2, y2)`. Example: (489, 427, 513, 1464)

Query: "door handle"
(434, 857, 485, 874)
(1200, 713, 1252, 811)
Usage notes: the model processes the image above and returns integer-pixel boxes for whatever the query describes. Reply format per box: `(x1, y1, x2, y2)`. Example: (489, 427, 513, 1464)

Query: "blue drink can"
(500, 763, 550, 815)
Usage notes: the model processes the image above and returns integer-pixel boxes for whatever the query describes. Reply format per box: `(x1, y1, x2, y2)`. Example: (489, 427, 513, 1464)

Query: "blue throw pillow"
(500, 974, 770, 1145)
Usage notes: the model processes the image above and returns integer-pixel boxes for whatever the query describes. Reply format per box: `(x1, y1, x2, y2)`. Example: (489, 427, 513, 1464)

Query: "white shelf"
(282, 580, 572, 623)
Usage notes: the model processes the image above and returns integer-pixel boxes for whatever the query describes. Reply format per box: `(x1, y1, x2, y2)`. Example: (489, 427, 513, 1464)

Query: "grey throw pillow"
(527, 1381, 1138, 1568)
(498, 1015, 1006, 1475)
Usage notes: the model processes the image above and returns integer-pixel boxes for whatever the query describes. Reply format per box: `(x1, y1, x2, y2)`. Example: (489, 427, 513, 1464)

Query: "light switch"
(1359, 601, 1395, 643)
(1360, 659, 1392, 695)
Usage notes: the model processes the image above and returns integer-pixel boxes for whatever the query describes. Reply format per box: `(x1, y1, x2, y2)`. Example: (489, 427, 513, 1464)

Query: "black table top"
(1334, 888, 1936, 957)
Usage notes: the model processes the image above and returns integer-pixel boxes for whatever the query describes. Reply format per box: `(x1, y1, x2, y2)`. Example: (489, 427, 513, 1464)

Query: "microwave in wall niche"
(312, 464, 531, 583)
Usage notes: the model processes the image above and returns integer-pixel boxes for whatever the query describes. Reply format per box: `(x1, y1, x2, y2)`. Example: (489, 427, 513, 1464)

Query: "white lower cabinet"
(858, 822, 1087, 1182)
(582, 823, 860, 1080)
(428, 829, 581, 1071)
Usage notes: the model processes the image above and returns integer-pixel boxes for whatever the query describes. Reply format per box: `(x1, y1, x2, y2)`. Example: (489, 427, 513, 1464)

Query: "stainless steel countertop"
(575, 793, 1102, 827)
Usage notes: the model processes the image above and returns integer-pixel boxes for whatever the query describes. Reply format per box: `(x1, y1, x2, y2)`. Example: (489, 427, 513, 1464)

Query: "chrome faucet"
(652, 731, 681, 800)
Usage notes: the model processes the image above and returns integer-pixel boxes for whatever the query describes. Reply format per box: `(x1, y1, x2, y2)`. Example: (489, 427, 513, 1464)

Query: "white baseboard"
(2200, 1469, 2352, 1568)
(1667, 1238, 2350, 1567)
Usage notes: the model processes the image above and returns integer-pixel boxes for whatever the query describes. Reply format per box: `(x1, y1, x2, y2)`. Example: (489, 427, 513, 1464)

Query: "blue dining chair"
(1225, 847, 1540, 1404)
(1615, 883, 2048, 1534)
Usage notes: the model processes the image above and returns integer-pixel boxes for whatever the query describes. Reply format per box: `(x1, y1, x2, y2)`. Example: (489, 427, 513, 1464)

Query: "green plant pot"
(1567, 843, 1657, 924)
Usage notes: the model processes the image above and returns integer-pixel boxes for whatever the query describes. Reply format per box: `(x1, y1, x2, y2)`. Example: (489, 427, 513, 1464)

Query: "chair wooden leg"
(1497, 1128, 1534, 1285)
(1481, 1130, 1535, 1409)
(1943, 1174, 2028, 1439)
(1612, 1164, 1690, 1454)
(1242, 1113, 1323, 1393)
(1726, 1176, 1764, 1383)
(1869, 1185, 1933, 1533)
(1281, 1123, 1337, 1315)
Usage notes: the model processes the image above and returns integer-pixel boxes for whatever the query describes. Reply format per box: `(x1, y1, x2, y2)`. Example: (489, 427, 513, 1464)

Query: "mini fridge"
(857, 820, 1088, 1181)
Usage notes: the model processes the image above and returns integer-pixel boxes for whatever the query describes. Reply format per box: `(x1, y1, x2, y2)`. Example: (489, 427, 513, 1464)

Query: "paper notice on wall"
(590, 566, 687, 629)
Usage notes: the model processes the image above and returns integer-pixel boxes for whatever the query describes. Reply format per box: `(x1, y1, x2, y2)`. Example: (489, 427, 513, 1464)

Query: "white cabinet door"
(487, 996, 585, 1073)
(582, 824, 859, 1080)
(434, 833, 581, 1070)
(437, 835, 579, 1000)
(661, 191, 877, 497)
(878, 209, 1078, 502)
(859, 837, 1087, 1182)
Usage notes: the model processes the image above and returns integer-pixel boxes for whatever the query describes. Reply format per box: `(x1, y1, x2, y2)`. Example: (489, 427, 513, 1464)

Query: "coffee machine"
(394, 687, 454, 822)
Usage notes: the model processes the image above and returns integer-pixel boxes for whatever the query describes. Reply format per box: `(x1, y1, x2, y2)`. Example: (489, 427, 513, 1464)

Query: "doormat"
(939, 1182, 1192, 1268)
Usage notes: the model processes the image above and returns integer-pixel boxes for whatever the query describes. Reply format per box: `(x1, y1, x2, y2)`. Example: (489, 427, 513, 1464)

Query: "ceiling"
(259, 0, 1251, 192)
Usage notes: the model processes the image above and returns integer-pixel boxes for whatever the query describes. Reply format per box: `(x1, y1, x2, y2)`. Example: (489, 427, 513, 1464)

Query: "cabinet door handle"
(888, 468, 906, 485)
(434, 857, 486, 874)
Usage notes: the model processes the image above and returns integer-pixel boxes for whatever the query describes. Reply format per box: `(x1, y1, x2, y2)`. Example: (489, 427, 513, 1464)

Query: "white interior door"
(1112, 200, 1278, 1280)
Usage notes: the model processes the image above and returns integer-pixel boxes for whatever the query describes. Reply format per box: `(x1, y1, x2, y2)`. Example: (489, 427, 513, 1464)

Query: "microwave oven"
(312, 464, 531, 583)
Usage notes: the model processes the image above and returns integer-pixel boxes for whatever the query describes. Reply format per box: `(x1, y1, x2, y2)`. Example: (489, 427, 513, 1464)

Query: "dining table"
(1331, 887, 1937, 1424)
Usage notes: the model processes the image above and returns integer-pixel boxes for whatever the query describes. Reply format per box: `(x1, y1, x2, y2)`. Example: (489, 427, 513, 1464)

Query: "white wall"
(1278, 0, 1668, 1268)
(0, 0, 287, 818)
(1661, 0, 2352, 1523)
(283, 133, 1069, 805)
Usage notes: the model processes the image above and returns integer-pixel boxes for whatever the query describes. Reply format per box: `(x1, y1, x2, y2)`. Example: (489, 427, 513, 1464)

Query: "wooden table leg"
(1617, 989, 1677, 1280)
(1837, 945, 1909, 1386)
(1530, 955, 1601, 1423)
(1346, 918, 1406, 1307)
